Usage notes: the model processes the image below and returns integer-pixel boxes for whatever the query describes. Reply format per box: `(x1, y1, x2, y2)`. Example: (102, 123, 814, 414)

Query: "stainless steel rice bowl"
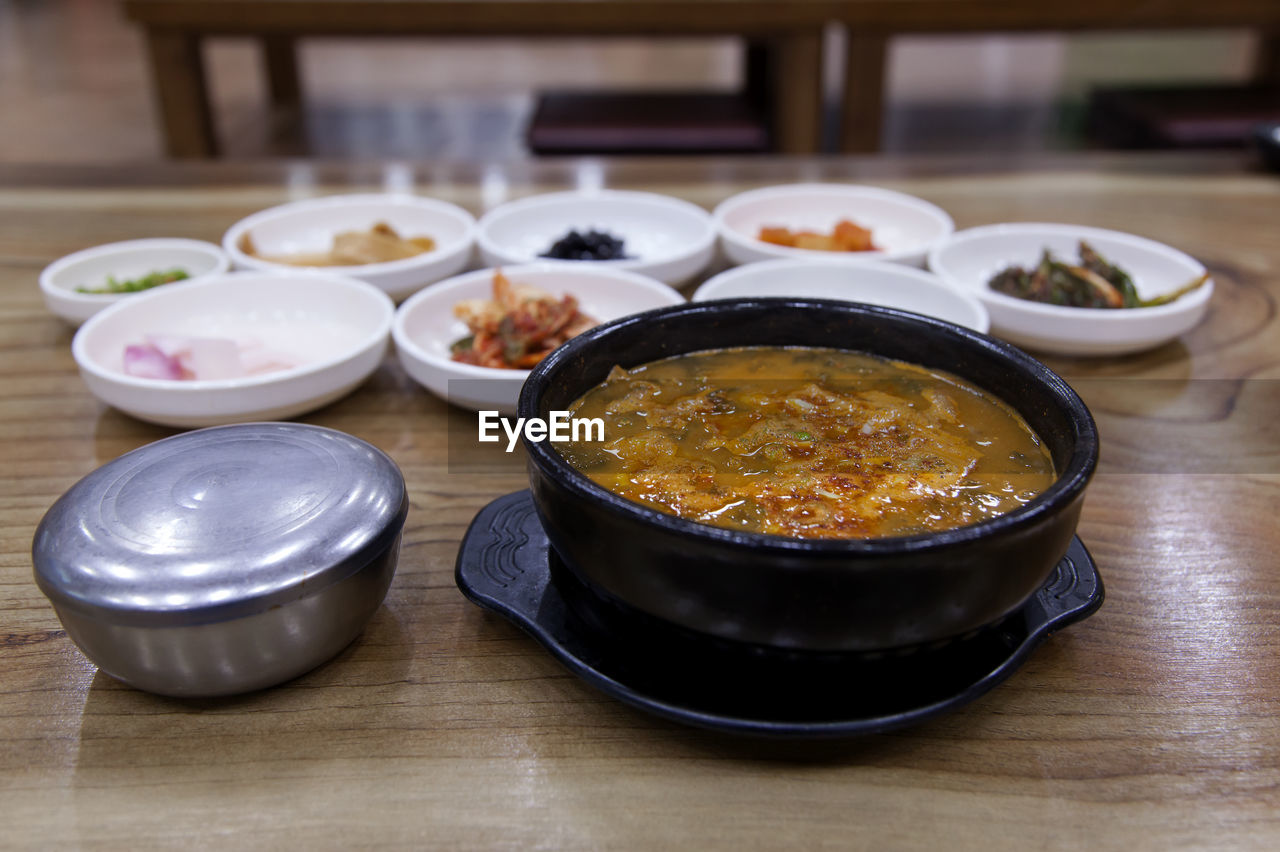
(32, 423, 408, 697)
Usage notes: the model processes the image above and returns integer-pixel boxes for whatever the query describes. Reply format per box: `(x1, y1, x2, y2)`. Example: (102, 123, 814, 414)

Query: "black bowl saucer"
(455, 491, 1104, 738)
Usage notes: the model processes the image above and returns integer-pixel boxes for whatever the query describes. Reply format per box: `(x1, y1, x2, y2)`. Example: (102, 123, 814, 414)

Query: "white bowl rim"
(40, 238, 230, 304)
(927, 221, 1214, 321)
(695, 255, 961, 296)
(73, 270, 395, 390)
(222, 192, 478, 275)
(690, 256, 990, 331)
(475, 188, 716, 268)
(393, 262, 687, 380)
(712, 182, 956, 263)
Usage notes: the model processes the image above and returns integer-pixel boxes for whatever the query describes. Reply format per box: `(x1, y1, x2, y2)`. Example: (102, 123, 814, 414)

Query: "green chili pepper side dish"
(987, 242, 1208, 309)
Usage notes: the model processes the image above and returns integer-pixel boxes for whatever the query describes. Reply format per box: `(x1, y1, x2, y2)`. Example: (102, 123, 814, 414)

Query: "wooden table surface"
(2, 153, 1278, 849)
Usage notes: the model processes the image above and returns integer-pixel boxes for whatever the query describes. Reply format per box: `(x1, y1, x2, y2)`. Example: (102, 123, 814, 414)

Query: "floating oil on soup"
(557, 346, 1056, 539)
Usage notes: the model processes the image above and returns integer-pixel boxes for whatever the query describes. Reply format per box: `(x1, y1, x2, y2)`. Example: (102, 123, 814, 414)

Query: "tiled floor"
(0, 0, 1259, 163)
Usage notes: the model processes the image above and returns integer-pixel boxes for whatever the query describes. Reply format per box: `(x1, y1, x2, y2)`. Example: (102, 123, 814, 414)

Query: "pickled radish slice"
(122, 334, 300, 380)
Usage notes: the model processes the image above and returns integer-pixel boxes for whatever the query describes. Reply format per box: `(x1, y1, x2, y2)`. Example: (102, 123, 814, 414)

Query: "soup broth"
(557, 346, 1055, 539)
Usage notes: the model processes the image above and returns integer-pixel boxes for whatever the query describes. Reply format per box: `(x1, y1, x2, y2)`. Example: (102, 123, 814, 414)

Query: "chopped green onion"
(76, 267, 190, 295)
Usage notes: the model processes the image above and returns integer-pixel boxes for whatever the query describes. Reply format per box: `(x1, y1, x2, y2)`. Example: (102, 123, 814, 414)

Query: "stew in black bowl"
(518, 299, 1097, 653)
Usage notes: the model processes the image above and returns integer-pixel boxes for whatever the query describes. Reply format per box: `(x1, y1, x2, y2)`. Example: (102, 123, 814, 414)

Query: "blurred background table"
(122, 0, 1280, 157)
(827, 0, 1280, 152)
(1, 152, 1278, 848)
(121, 0, 833, 157)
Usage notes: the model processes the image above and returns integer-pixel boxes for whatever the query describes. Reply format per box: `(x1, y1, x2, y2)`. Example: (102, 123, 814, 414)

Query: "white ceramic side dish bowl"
(393, 263, 687, 413)
(73, 271, 395, 427)
(696, 255, 983, 332)
(927, 223, 1214, 356)
(40, 238, 230, 326)
(475, 190, 716, 285)
(713, 183, 955, 268)
(693, 258, 989, 332)
(223, 193, 477, 301)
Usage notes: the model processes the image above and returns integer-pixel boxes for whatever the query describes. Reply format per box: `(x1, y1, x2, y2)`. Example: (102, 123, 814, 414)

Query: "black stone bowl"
(518, 299, 1098, 653)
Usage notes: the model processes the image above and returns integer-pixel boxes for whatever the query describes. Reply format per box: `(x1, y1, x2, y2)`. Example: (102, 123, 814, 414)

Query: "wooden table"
(2, 153, 1278, 848)
(121, 0, 833, 158)
(829, 0, 1280, 152)
(123, 0, 1280, 158)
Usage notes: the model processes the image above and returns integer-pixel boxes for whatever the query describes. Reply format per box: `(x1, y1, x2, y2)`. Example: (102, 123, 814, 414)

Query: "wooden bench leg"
(743, 39, 770, 111)
(771, 31, 824, 155)
(143, 28, 217, 158)
(1254, 32, 1280, 85)
(840, 31, 887, 154)
(263, 35, 303, 112)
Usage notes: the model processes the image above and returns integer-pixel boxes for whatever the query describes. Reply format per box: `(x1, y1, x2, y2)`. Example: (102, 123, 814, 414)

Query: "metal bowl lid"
(32, 423, 408, 627)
